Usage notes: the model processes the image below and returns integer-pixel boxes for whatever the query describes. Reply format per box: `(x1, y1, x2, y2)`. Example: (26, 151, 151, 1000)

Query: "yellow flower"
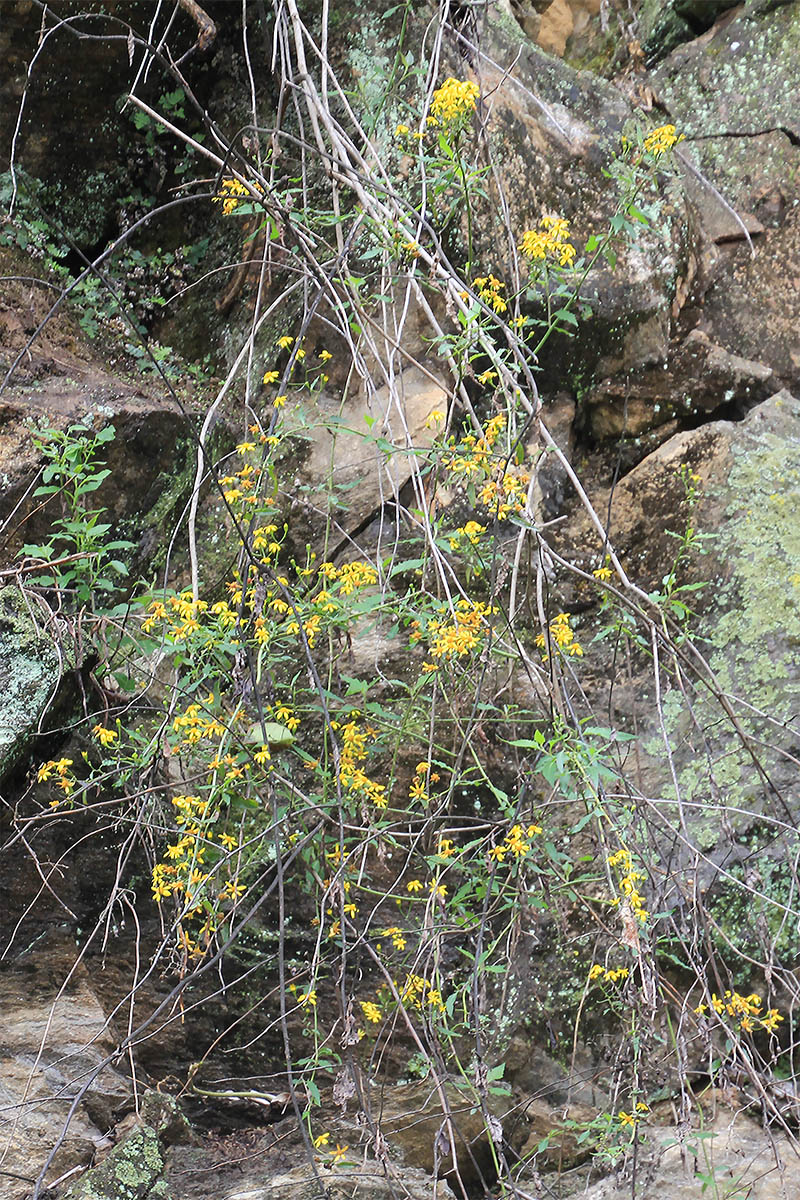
(92, 724, 118, 747)
(360, 1000, 382, 1023)
(222, 879, 246, 900)
(277, 335, 294, 349)
(406, 879, 423, 892)
(431, 77, 480, 124)
(319, 349, 333, 362)
(330, 1144, 348, 1165)
(518, 216, 576, 269)
(313, 1132, 330, 1148)
(262, 370, 280, 384)
(395, 123, 409, 137)
(618, 1111, 635, 1127)
(274, 394, 287, 407)
(642, 123, 683, 157)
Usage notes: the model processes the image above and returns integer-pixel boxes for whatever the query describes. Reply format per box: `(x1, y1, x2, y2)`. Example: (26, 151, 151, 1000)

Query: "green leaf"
(245, 721, 295, 748)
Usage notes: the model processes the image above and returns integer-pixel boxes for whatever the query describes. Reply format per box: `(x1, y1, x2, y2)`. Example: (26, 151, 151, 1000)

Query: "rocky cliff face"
(1, 3, 799, 1199)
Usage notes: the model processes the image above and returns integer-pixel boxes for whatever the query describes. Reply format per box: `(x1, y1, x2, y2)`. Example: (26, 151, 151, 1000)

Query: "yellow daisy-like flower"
(262, 370, 280, 384)
(643, 123, 683, 157)
(274, 394, 287, 407)
(92, 724, 118, 748)
(431, 77, 480, 124)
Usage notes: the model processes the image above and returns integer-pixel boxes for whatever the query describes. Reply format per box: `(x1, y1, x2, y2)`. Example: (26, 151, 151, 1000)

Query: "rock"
(531, 393, 576, 520)
(216, 1162, 455, 1200)
(166, 1119, 455, 1200)
(477, 13, 687, 400)
(582, 1111, 800, 1199)
(0, 935, 131, 1199)
(0, 375, 193, 567)
(570, 390, 800, 860)
(651, 1, 800, 388)
(63, 1093, 187, 1200)
(640, 0, 741, 65)
(504, 1036, 609, 1109)
(537, 0, 574, 56)
(0, 585, 72, 779)
(584, 328, 775, 439)
(373, 1079, 528, 1188)
(519, 1098, 597, 1169)
(284, 364, 449, 547)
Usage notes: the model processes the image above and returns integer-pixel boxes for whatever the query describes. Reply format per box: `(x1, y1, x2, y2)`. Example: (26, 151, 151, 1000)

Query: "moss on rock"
(0, 586, 71, 780)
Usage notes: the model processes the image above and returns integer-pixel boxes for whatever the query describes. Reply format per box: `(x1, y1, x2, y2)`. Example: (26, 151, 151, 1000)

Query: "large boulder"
(0, 935, 131, 1199)
(582, 1109, 800, 1199)
(651, 0, 800, 390)
(559, 391, 800, 918)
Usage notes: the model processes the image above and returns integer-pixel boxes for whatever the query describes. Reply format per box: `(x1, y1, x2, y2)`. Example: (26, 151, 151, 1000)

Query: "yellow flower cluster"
(143, 552, 377, 669)
(36, 757, 76, 806)
(473, 274, 507, 314)
(401, 973, 445, 1012)
(518, 215, 576, 267)
(608, 847, 648, 923)
(589, 963, 629, 984)
(381, 925, 407, 951)
(445, 412, 506, 477)
(488, 822, 542, 863)
(172, 702, 227, 746)
(449, 520, 485, 551)
(92, 723, 117, 747)
(143, 592, 211, 639)
(220, 456, 266, 510)
(426, 599, 495, 665)
(152, 795, 245, 910)
(324, 559, 378, 595)
(360, 999, 382, 1023)
(337, 717, 387, 808)
(695, 990, 783, 1034)
(213, 177, 261, 216)
(430, 77, 480, 124)
(618, 1103, 649, 1127)
(477, 471, 530, 520)
(643, 124, 683, 157)
(409, 760, 440, 802)
(442, 413, 531, 519)
(535, 611, 584, 659)
(314, 1138, 348, 1165)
